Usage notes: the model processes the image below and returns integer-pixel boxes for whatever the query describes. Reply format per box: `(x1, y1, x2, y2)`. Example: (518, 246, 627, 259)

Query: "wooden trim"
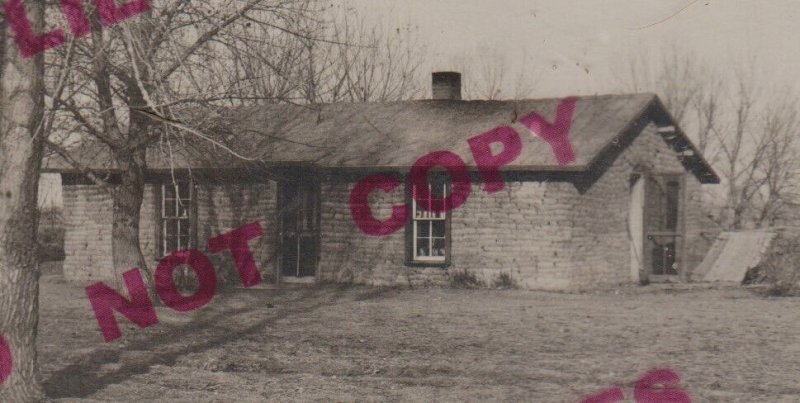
(640, 173, 650, 285)
(679, 173, 688, 282)
(404, 181, 413, 265)
(154, 178, 196, 259)
(646, 231, 682, 237)
(274, 179, 284, 284)
(312, 170, 322, 269)
(190, 181, 199, 250)
(404, 179, 452, 268)
(153, 184, 163, 260)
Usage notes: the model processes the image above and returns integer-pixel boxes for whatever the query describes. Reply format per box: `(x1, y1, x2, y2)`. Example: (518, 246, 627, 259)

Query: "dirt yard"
(35, 274, 800, 402)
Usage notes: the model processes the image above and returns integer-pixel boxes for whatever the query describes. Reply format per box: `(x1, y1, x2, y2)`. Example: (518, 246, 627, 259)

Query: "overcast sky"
(342, 0, 800, 98)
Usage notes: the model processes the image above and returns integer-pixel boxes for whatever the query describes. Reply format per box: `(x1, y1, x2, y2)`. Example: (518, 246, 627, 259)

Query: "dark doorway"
(278, 169, 320, 279)
(643, 174, 683, 278)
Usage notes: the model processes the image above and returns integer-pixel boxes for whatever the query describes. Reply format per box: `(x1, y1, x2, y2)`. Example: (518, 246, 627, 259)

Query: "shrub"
(493, 272, 516, 289)
(449, 269, 484, 289)
(746, 229, 800, 296)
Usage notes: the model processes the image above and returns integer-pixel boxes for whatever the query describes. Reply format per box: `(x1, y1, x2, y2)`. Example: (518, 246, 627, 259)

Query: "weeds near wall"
(493, 272, 516, 289)
(449, 269, 484, 289)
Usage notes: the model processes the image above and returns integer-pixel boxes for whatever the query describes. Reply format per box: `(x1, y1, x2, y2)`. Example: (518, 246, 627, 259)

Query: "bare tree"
(753, 93, 800, 227)
(624, 50, 800, 230)
(623, 47, 705, 126)
(44, 0, 320, 288)
(713, 74, 761, 229)
(0, 1, 46, 400)
(460, 47, 537, 100)
(326, 16, 423, 102)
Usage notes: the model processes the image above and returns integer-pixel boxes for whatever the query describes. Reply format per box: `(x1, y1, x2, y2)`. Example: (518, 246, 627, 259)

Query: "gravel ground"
(36, 274, 800, 402)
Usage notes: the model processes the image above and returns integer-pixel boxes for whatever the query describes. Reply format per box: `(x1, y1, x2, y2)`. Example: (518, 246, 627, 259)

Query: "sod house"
(45, 72, 719, 290)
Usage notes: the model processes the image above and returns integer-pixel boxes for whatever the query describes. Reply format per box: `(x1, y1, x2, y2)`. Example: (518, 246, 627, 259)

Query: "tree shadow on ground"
(43, 284, 389, 399)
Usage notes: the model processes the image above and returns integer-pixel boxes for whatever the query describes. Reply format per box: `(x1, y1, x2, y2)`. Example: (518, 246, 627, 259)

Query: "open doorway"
(277, 168, 320, 282)
(630, 173, 685, 284)
(644, 174, 684, 281)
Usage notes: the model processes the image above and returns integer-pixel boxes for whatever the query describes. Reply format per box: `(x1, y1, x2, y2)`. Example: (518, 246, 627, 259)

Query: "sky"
(341, 0, 800, 98)
(38, 0, 800, 208)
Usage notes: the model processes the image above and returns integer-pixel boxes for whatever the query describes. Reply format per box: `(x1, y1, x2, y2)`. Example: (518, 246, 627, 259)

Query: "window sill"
(405, 260, 450, 269)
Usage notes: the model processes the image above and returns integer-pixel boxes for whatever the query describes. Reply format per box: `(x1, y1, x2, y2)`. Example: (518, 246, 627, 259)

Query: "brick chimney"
(432, 72, 462, 100)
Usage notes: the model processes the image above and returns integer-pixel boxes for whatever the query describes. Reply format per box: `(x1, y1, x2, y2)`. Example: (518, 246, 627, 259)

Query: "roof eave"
(584, 94, 720, 184)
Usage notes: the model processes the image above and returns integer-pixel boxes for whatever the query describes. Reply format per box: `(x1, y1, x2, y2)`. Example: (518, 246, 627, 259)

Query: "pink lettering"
(208, 221, 264, 287)
(581, 387, 624, 403)
(155, 249, 217, 312)
(468, 125, 523, 194)
(3, 0, 66, 58)
(349, 173, 409, 236)
(59, 0, 91, 37)
(408, 150, 472, 213)
(518, 97, 579, 165)
(85, 268, 158, 342)
(0, 333, 11, 385)
(634, 368, 691, 403)
(93, 0, 150, 26)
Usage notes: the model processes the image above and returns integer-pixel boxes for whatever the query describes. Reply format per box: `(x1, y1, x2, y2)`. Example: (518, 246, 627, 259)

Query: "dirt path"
(36, 276, 800, 402)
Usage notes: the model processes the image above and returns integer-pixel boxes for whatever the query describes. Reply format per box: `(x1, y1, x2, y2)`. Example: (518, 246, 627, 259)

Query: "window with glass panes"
(161, 182, 192, 255)
(411, 181, 448, 262)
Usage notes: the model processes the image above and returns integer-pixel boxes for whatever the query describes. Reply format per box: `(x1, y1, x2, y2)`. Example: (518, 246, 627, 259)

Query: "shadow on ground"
(42, 284, 388, 399)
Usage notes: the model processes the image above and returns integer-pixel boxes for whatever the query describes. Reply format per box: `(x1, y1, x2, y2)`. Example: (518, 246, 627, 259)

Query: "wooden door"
(278, 170, 320, 278)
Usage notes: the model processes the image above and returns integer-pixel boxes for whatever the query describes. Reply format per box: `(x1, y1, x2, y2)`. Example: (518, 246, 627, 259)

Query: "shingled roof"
(43, 93, 719, 184)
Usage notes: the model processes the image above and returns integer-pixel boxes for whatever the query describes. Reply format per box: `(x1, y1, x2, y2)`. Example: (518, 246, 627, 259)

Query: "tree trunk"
(0, 0, 46, 399)
(111, 148, 151, 290)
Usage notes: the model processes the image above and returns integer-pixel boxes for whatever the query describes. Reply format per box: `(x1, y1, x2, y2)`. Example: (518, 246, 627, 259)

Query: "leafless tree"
(713, 73, 762, 229)
(0, 1, 46, 400)
(753, 93, 800, 227)
(624, 50, 800, 230)
(460, 48, 537, 100)
(44, 0, 322, 288)
(325, 16, 423, 102)
(43, 0, 426, 289)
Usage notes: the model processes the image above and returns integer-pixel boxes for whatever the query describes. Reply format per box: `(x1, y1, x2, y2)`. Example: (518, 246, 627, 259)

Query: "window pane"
(163, 184, 176, 199)
(162, 181, 193, 255)
(430, 198, 444, 215)
(431, 182, 445, 197)
(163, 199, 176, 218)
(416, 240, 430, 257)
(665, 181, 679, 231)
(418, 221, 430, 237)
(179, 235, 191, 250)
(166, 219, 179, 238)
(410, 180, 449, 262)
(166, 235, 178, 253)
(177, 182, 190, 198)
(432, 238, 446, 256)
(432, 220, 445, 237)
(177, 201, 188, 218)
(178, 220, 190, 237)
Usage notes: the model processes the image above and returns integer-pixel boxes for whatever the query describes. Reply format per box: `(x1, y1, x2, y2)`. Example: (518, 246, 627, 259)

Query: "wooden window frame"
(154, 179, 197, 259)
(405, 178, 452, 268)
